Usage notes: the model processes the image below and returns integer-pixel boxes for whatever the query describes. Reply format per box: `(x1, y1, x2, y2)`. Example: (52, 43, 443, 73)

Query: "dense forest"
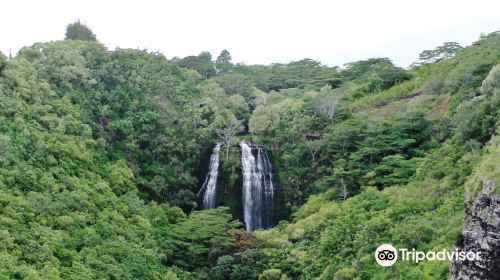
(0, 21, 499, 279)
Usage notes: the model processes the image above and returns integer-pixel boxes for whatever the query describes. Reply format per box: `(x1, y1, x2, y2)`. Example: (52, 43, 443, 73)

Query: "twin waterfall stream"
(202, 143, 221, 210)
(201, 141, 274, 231)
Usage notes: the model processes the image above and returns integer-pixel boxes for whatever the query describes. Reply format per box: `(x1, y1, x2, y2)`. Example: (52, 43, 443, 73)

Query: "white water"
(240, 141, 274, 231)
(257, 148, 274, 228)
(202, 143, 221, 209)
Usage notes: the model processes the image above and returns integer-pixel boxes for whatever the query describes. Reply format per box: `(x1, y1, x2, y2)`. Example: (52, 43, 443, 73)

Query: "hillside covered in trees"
(0, 22, 499, 279)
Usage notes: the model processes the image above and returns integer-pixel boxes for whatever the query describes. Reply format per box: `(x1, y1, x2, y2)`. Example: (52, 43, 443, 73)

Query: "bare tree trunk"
(342, 137, 349, 154)
(216, 118, 243, 160)
(341, 178, 348, 201)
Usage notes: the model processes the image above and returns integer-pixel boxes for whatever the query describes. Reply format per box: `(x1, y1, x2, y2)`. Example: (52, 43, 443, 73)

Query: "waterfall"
(240, 141, 274, 231)
(202, 143, 221, 209)
(258, 148, 274, 229)
(200, 141, 275, 231)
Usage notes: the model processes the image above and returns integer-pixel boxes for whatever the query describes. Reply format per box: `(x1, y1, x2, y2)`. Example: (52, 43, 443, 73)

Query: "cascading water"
(199, 141, 275, 231)
(240, 141, 274, 231)
(257, 148, 274, 229)
(202, 143, 221, 209)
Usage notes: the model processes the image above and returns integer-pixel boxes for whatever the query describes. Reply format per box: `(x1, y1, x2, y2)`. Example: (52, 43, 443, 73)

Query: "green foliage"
(342, 57, 411, 95)
(234, 58, 340, 92)
(455, 63, 500, 143)
(166, 207, 240, 270)
(16, 41, 215, 207)
(253, 137, 479, 279)
(238, 32, 500, 280)
(65, 20, 97, 41)
(210, 249, 268, 280)
(215, 49, 233, 74)
(0, 38, 242, 279)
(213, 73, 253, 98)
(259, 269, 289, 280)
(177, 51, 216, 79)
(2, 24, 500, 280)
(333, 268, 357, 280)
(463, 132, 500, 204)
(419, 42, 463, 64)
(0, 51, 7, 73)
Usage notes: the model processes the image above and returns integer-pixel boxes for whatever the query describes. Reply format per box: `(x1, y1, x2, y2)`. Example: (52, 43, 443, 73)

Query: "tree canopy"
(65, 20, 97, 41)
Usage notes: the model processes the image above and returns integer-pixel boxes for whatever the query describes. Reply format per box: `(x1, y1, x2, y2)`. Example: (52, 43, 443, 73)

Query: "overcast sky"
(2, 0, 499, 68)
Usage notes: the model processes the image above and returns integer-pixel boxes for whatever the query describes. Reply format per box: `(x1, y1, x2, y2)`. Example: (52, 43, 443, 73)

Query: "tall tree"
(216, 118, 243, 159)
(0, 51, 6, 73)
(65, 20, 97, 41)
(177, 51, 215, 78)
(315, 86, 342, 121)
(419, 41, 463, 64)
(198, 51, 216, 78)
(215, 49, 233, 74)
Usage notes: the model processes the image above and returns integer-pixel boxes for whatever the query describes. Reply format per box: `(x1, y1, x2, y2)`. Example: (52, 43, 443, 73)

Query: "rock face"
(449, 180, 500, 280)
